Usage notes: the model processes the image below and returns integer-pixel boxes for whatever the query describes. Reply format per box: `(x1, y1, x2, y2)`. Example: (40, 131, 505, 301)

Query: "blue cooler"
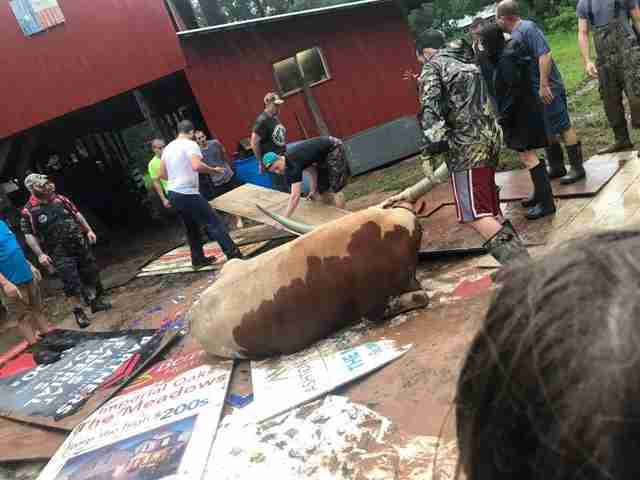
(234, 143, 310, 194)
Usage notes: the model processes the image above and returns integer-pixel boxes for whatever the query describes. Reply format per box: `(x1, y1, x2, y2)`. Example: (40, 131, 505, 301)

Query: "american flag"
(10, 0, 64, 36)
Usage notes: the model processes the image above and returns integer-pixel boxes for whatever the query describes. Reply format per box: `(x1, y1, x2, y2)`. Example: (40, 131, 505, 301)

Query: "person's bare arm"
(284, 182, 303, 218)
(219, 142, 233, 167)
(305, 166, 319, 198)
(0, 271, 21, 299)
(539, 52, 555, 104)
(190, 154, 225, 174)
(159, 158, 168, 180)
(25, 234, 53, 271)
(631, 6, 640, 36)
(74, 212, 97, 244)
(578, 19, 598, 77)
(250, 132, 264, 173)
(153, 179, 170, 209)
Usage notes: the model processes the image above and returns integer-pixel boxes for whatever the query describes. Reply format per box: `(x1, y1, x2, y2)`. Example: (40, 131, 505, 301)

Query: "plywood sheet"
(137, 241, 267, 277)
(211, 184, 349, 229)
(495, 154, 627, 201)
(231, 224, 295, 246)
(419, 203, 550, 255)
(416, 182, 454, 218)
(0, 418, 66, 462)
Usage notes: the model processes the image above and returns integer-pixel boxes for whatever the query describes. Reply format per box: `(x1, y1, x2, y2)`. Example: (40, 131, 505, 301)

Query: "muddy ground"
(0, 186, 492, 479)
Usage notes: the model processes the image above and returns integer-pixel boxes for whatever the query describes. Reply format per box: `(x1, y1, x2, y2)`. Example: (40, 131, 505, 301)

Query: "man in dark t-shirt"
(262, 136, 350, 218)
(497, 0, 586, 186)
(251, 92, 287, 174)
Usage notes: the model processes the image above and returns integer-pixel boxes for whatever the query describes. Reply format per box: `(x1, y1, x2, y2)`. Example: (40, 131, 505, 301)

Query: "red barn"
(0, 0, 420, 228)
(178, 0, 419, 149)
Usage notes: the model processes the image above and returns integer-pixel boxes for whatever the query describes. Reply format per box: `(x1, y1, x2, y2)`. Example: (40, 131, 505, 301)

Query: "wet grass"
(345, 29, 630, 203)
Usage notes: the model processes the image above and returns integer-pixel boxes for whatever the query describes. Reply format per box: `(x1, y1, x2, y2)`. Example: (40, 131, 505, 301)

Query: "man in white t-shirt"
(159, 120, 243, 267)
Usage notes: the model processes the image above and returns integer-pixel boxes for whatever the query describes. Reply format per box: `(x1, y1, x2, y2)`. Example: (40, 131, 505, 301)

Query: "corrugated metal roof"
(177, 0, 392, 39)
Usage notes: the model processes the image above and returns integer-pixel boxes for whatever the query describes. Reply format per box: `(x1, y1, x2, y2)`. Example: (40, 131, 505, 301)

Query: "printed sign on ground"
(37, 351, 233, 480)
(247, 339, 411, 424)
(0, 329, 177, 431)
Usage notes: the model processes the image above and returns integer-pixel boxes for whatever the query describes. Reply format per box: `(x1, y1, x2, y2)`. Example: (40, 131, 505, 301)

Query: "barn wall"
(181, 4, 419, 152)
(0, 0, 186, 139)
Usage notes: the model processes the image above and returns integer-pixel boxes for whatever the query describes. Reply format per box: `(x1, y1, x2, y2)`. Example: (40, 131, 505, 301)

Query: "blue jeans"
(168, 191, 239, 258)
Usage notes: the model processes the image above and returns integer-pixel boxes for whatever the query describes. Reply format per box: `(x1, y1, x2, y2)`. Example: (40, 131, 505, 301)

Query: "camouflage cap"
(24, 173, 49, 191)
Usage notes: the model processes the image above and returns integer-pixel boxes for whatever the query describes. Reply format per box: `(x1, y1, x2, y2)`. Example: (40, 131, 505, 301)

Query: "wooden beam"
(294, 56, 330, 136)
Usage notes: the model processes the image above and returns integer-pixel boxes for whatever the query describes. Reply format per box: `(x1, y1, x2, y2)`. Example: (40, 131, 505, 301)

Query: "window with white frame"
(273, 47, 331, 97)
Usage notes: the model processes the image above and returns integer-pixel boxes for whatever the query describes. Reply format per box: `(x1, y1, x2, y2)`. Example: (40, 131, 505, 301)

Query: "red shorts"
(450, 167, 501, 224)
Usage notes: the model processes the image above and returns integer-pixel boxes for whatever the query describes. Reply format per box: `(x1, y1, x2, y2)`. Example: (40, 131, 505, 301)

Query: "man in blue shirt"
(497, 0, 587, 185)
(0, 220, 50, 344)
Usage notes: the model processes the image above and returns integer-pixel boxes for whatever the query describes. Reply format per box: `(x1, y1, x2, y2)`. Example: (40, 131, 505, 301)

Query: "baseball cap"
(262, 152, 279, 169)
(24, 173, 49, 191)
(264, 92, 284, 105)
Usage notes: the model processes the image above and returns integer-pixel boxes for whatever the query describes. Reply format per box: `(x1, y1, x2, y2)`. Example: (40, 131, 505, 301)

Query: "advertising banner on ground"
(37, 351, 232, 480)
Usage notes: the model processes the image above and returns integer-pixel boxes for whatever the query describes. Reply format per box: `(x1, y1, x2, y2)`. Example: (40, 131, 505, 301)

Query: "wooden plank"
(137, 241, 267, 277)
(230, 224, 294, 246)
(549, 155, 640, 245)
(211, 184, 349, 229)
(495, 155, 625, 201)
(0, 418, 65, 462)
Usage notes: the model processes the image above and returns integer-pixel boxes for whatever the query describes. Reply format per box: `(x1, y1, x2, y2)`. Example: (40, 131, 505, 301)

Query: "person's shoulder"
(255, 111, 269, 123)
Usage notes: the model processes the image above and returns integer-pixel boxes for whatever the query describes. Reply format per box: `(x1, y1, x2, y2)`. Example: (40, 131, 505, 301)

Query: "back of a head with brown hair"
(497, 0, 521, 19)
(456, 230, 640, 480)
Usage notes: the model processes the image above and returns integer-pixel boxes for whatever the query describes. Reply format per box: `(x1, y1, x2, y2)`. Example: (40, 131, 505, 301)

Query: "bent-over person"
(262, 136, 350, 218)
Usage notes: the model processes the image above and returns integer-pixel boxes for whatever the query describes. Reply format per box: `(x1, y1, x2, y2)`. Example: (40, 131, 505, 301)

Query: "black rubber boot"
(482, 220, 531, 266)
(192, 256, 216, 270)
(526, 163, 556, 220)
(598, 128, 633, 155)
(560, 142, 586, 185)
(545, 143, 567, 179)
(91, 297, 112, 314)
(74, 307, 91, 329)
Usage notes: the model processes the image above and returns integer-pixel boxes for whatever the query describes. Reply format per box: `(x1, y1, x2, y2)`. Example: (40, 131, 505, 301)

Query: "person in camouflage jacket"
(383, 30, 529, 267)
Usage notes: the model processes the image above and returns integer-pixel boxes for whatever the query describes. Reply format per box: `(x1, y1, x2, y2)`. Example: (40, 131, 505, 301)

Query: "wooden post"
(293, 56, 330, 136)
(0, 139, 13, 179)
(133, 90, 173, 141)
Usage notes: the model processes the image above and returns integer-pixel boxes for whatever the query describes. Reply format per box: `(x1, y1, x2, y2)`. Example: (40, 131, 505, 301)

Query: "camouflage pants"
(594, 20, 640, 134)
(50, 239, 100, 299)
(319, 137, 350, 193)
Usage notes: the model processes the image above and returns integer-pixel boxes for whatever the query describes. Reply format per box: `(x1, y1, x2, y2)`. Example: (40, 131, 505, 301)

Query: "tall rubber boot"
(482, 220, 530, 266)
(560, 142, 586, 185)
(597, 127, 633, 155)
(545, 143, 567, 179)
(521, 163, 547, 208)
(525, 163, 556, 220)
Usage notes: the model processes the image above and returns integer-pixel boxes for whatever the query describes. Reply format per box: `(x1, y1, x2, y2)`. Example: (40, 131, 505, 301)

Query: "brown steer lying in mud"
(190, 205, 429, 359)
